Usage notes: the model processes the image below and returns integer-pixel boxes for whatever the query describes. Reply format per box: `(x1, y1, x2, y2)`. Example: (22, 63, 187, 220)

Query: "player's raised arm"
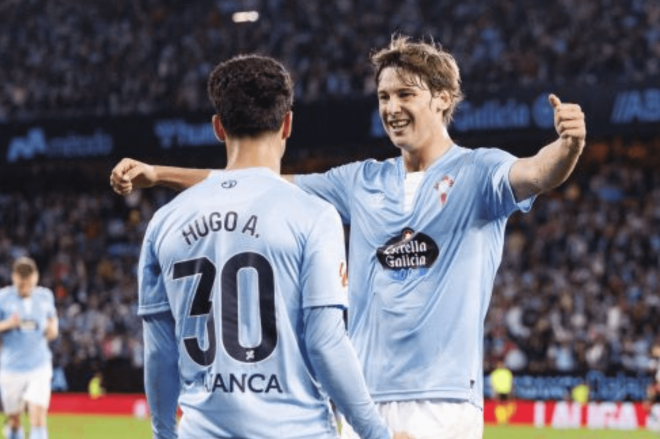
(110, 158, 212, 195)
(509, 93, 587, 201)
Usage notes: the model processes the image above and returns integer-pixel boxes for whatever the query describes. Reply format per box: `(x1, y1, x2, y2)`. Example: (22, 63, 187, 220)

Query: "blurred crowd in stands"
(1, 0, 660, 121)
(1, 136, 659, 392)
(485, 137, 660, 380)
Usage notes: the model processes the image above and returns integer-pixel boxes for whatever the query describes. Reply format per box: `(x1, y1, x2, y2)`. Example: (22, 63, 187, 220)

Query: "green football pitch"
(10, 415, 660, 439)
(484, 425, 660, 439)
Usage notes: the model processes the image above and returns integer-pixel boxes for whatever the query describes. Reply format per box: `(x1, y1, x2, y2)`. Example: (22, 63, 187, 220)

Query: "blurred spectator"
(490, 361, 514, 402)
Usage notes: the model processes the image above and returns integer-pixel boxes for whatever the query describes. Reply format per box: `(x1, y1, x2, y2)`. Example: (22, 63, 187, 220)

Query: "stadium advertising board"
(0, 82, 658, 165)
(485, 400, 660, 430)
(46, 393, 660, 430)
(484, 372, 654, 402)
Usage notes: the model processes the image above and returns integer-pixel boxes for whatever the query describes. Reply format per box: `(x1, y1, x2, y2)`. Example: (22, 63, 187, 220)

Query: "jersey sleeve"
(138, 221, 171, 317)
(299, 204, 349, 310)
(143, 312, 180, 439)
(294, 162, 362, 224)
(475, 148, 535, 218)
(0, 290, 7, 320)
(44, 288, 57, 319)
(304, 307, 390, 439)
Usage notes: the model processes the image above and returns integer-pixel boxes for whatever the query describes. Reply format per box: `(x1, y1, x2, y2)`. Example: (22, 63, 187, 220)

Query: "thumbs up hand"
(549, 94, 586, 153)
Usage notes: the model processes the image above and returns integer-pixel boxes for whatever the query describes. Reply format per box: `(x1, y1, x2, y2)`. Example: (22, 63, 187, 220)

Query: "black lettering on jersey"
(207, 373, 282, 394)
(242, 215, 258, 236)
(265, 375, 282, 393)
(209, 212, 222, 231)
(182, 212, 260, 245)
(376, 228, 439, 270)
(195, 216, 210, 238)
(225, 212, 238, 231)
(182, 224, 198, 245)
(211, 374, 228, 392)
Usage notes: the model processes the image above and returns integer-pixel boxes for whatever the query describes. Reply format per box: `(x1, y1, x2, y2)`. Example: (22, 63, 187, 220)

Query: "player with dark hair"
(0, 257, 58, 439)
(113, 35, 586, 438)
(137, 54, 412, 439)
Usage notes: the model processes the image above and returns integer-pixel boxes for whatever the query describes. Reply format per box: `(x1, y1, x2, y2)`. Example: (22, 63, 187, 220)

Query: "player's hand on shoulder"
(392, 431, 416, 439)
(110, 158, 157, 195)
(549, 93, 586, 153)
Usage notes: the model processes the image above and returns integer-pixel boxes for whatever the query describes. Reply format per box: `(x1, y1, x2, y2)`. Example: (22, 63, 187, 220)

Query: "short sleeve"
(476, 148, 534, 218)
(294, 162, 362, 224)
(299, 204, 349, 310)
(45, 288, 57, 318)
(0, 291, 7, 320)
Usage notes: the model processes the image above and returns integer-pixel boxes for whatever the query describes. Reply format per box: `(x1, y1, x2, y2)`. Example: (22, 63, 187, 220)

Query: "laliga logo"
(494, 402, 517, 424)
(339, 260, 348, 288)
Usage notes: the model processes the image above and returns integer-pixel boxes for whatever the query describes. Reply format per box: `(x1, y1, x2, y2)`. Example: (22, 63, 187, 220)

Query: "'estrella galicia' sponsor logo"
(376, 228, 439, 271)
(222, 180, 237, 189)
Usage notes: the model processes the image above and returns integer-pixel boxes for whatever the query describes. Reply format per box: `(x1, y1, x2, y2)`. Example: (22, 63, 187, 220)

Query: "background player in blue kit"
(112, 35, 586, 438)
(0, 257, 59, 439)
(136, 54, 412, 439)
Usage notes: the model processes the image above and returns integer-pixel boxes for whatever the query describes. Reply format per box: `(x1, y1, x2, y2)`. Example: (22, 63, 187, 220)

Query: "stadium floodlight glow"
(232, 11, 259, 23)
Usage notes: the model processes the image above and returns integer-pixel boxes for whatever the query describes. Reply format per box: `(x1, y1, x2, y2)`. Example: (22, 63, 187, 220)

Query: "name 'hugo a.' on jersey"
(181, 210, 260, 245)
(376, 228, 439, 270)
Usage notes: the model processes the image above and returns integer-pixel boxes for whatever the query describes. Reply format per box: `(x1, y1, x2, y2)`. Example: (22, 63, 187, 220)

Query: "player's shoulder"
(0, 286, 13, 299)
(336, 157, 399, 180)
(470, 145, 516, 161)
(450, 145, 517, 169)
(285, 178, 338, 213)
(32, 286, 55, 299)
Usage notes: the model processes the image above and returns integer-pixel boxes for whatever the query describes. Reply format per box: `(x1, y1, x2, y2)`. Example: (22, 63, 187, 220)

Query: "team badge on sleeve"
(339, 260, 348, 288)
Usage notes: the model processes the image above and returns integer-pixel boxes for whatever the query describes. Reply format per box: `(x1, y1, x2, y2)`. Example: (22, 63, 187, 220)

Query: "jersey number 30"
(173, 253, 277, 366)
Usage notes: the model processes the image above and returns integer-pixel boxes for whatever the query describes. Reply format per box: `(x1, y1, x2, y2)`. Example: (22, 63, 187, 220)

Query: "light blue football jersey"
(0, 286, 56, 372)
(138, 168, 351, 438)
(295, 145, 534, 408)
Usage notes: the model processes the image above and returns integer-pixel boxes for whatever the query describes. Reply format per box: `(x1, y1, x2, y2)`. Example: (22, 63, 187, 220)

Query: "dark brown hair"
(207, 55, 294, 137)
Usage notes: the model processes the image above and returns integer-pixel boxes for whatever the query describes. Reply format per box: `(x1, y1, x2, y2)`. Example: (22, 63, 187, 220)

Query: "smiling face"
(377, 67, 450, 153)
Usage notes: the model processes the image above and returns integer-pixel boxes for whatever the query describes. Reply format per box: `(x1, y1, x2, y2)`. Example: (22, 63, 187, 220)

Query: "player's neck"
(18, 289, 31, 298)
(401, 133, 453, 172)
(225, 135, 284, 174)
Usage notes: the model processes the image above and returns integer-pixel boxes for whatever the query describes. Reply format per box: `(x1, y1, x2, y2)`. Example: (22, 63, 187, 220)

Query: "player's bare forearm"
(45, 316, 59, 341)
(153, 165, 211, 191)
(510, 94, 586, 200)
(111, 158, 211, 195)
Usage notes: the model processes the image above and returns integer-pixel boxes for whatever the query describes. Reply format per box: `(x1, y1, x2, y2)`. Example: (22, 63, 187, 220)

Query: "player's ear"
(434, 90, 451, 113)
(282, 112, 293, 140)
(212, 115, 227, 143)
